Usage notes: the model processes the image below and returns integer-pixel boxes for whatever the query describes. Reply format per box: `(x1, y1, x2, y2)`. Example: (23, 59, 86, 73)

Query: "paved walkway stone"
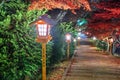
(62, 40, 120, 80)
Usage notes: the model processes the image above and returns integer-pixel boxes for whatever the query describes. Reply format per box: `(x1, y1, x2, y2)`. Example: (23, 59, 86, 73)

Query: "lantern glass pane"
(38, 24, 43, 36)
(66, 35, 71, 40)
(38, 24, 48, 36)
(43, 24, 47, 36)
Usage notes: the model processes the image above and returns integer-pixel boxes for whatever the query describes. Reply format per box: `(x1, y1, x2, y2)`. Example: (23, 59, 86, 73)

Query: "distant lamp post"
(73, 38, 76, 42)
(108, 37, 113, 54)
(73, 38, 77, 47)
(36, 20, 52, 43)
(65, 33, 71, 59)
(35, 19, 52, 80)
(77, 37, 81, 40)
(77, 37, 81, 46)
(93, 36, 96, 40)
(110, 38, 113, 43)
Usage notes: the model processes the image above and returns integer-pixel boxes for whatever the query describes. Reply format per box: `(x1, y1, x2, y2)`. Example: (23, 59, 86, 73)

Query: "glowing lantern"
(93, 36, 97, 40)
(65, 33, 71, 59)
(36, 20, 52, 43)
(110, 38, 113, 43)
(35, 19, 52, 80)
(65, 33, 71, 43)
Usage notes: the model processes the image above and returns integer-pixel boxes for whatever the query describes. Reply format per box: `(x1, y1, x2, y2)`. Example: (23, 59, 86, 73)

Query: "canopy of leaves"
(87, 0, 120, 39)
(50, 22, 76, 63)
(59, 22, 77, 37)
(93, 1, 120, 20)
(29, 0, 91, 12)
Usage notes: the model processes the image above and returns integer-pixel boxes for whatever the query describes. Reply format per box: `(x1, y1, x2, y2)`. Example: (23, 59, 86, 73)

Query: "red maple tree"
(87, 0, 120, 39)
(29, 0, 91, 11)
(29, 0, 120, 39)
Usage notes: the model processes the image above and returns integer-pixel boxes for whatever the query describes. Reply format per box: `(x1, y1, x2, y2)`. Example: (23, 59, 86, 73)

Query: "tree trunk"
(55, 10, 68, 23)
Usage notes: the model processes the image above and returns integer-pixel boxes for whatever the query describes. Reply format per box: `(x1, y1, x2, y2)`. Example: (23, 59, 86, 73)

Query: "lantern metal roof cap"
(36, 19, 47, 24)
(38, 14, 55, 25)
(30, 14, 55, 26)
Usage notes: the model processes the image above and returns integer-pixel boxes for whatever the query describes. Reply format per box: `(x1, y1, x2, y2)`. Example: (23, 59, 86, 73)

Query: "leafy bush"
(50, 25, 66, 64)
(96, 40, 108, 51)
(0, 0, 52, 80)
(50, 22, 76, 64)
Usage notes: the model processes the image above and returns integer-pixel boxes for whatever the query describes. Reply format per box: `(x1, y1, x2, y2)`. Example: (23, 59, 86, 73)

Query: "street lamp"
(108, 37, 113, 54)
(77, 37, 81, 46)
(73, 38, 77, 48)
(35, 19, 52, 80)
(73, 38, 76, 42)
(65, 33, 71, 59)
(36, 20, 52, 43)
(93, 36, 97, 40)
(110, 38, 113, 43)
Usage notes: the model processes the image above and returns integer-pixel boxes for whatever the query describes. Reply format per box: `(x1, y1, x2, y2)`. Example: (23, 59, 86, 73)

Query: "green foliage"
(96, 40, 108, 51)
(0, 0, 76, 80)
(0, 0, 51, 80)
(46, 42, 54, 67)
(59, 22, 76, 57)
(50, 26, 66, 64)
(59, 22, 77, 37)
(50, 22, 76, 64)
(69, 41, 75, 57)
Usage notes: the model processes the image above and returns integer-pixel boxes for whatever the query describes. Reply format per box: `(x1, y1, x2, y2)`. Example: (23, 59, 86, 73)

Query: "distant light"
(86, 32, 89, 35)
(78, 29, 81, 31)
(73, 39, 76, 42)
(78, 32, 81, 35)
(65, 33, 71, 43)
(110, 38, 113, 43)
(93, 36, 96, 40)
(66, 34, 71, 40)
(77, 37, 81, 40)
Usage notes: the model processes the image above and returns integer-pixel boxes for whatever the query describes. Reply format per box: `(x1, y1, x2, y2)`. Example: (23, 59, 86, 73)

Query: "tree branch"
(55, 10, 68, 23)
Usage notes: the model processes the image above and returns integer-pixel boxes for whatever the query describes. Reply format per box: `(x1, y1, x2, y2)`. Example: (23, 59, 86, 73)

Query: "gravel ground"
(47, 60, 70, 80)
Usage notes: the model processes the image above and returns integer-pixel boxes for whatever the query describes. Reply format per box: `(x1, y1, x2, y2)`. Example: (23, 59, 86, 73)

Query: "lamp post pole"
(66, 33, 71, 59)
(42, 43, 46, 80)
(35, 19, 52, 80)
(67, 42, 70, 59)
(109, 38, 113, 55)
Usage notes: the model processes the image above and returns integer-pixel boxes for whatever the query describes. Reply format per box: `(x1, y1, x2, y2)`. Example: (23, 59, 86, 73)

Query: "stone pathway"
(62, 41, 120, 80)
